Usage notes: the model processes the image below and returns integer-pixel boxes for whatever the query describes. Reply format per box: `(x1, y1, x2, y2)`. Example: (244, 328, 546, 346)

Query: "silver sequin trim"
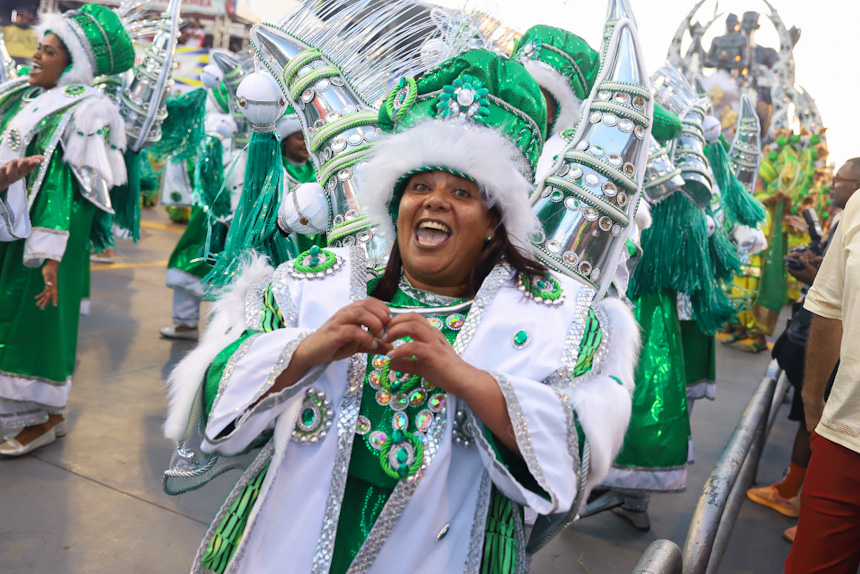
(561, 286, 595, 371)
(464, 470, 493, 572)
(272, 263, 299, 328)
(244, 276, 271, 330)
(494, 373, 555, 508)
(311, 247, 367, 574)
(544, 371, 581, 505)
(208, 334, 261, 422)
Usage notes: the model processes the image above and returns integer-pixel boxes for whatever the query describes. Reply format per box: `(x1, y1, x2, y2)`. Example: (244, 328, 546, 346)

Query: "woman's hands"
(294, 298, 392, 369)
(383, 312, 477, 395)
(35, 259, 59, 310)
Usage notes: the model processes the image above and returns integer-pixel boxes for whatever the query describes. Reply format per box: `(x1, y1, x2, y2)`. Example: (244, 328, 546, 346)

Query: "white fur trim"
(569, 297, 640, 493)
(357, 120, 541, 253)
(36, 14, 95, 88)
(276, 115, 303, 139)
(163, 253, 274, 441)
(63, 94, 127, 188)
(523, 60, 583, 136)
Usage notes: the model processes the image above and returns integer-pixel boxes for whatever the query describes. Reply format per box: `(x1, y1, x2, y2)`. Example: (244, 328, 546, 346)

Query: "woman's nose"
(422, 187, 450, 210)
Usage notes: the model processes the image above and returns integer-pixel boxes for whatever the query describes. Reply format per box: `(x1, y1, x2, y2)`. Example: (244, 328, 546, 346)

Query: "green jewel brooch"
(291, 245, 345, 279)
(380, 428, 424, 480)
(437, 75, 490, 124)
(518, 273, 565, 307)
(517, 40, 543, 61)
(64, 84, 86, 97)
(292, 388, 334, 444)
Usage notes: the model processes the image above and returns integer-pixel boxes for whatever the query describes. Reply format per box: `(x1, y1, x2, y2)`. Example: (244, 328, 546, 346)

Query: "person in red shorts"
(786, 171, 860, 572)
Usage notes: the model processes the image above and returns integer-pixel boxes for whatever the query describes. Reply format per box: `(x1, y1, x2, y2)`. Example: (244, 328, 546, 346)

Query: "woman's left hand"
(383, 313, 478, 395)
(35, 259, 59, 310)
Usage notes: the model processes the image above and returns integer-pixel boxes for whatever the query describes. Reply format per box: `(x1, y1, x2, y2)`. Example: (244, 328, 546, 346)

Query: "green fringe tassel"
(108, 150, 142, 242)
(149, 89, 208, 163)
(204, 132, 297, 292)
(140, 155, 160, 207)
(89, 208, 114, 253)
(630, 192, 737, 334)
(195, 135, 230, 257)
(708, 143, 766, 228)
(708, 208, 742, 283)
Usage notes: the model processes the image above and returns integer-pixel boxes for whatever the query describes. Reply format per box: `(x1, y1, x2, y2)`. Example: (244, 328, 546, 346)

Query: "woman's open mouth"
(414, 219, 451, 248)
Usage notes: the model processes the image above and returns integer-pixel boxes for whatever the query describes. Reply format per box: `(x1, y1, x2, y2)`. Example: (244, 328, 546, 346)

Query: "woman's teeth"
(415, 221, 451, 247)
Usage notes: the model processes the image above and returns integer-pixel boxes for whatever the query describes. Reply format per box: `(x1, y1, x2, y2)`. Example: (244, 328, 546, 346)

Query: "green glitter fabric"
(652, 102, 683, 142)
(64, 4, 134, 76)
(377, 49, 547, 174)
(514, 25, 600, 101)
(150, 89, 208, 163)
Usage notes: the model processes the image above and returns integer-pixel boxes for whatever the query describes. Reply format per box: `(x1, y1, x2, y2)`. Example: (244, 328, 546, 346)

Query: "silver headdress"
(651, 64, 713, 210)
(530, 17, 652, 300)
(728, 95, 761, 193)
(118, 0, 182, 152)
(246, 0, 452, 272)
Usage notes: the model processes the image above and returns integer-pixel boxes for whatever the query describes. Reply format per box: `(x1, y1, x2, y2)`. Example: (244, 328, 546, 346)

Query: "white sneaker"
(159, 326, 199, 340)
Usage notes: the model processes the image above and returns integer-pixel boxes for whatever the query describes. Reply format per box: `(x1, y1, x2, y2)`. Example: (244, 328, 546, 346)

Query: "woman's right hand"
(288, 297, 392, 379)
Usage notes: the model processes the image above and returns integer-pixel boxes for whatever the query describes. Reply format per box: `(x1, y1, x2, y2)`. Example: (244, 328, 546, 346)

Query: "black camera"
(785, 208, 824, 270)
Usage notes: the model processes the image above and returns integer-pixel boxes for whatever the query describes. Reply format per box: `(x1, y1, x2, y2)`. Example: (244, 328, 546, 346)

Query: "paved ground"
(0, 206, 799, 573)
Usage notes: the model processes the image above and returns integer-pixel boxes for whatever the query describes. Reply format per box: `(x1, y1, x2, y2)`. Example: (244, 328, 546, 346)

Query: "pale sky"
(240, 0, 858, 168)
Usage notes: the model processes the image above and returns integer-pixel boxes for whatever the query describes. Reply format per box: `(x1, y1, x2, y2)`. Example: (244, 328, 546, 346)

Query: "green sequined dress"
(0, 108, 96, 429)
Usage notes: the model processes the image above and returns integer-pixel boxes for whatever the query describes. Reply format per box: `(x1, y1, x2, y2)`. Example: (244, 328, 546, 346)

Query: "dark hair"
(370, 207, 547, 302)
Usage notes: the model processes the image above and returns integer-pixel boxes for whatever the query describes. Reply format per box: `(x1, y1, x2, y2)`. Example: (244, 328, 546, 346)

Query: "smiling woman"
(0, 4, 135, 456)
(28, 33, 70, 89)
(163, 49, 640, 574)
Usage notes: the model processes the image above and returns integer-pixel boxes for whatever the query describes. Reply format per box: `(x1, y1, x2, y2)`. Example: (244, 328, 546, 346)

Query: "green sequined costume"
(0, 111, 96, 429)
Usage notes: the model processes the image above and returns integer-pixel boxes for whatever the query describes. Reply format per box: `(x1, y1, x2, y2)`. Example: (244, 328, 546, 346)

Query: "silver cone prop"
(212, 51, 251, 146)
(599, 0, 637, 64)
(119, 0, 181, 152)
(728, 95, 761, 193)
(0, 29, 16, 84)
(643, 136, 685, 204)
(249, 24, 391, 272)
(530, 19, 652, 299)
(651, 64, 713, 210)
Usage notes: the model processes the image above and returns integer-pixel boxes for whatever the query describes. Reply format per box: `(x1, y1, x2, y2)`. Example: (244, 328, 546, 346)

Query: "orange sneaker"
(784, 525, 797, 543)
(746, 484, 800, 517)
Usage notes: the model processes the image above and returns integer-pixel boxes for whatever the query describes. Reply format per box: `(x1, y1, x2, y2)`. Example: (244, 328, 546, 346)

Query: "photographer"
(748, 158, 859, 541)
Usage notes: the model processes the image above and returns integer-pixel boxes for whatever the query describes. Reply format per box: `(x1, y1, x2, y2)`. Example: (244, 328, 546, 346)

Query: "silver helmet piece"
(643, 136, 685, 204)
(728, 95, 762, 193)
(651, 64, 713, 210)
(530, 18, 652, 299)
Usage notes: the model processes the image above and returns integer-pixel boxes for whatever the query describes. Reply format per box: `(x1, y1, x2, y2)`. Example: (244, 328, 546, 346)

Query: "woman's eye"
(412, 183, 429, 192)
(453, 189, 471, 199)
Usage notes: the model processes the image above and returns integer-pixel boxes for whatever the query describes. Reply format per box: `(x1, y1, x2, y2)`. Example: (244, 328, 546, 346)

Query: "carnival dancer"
(0, 4, 135, 455)
(276, 107, 321, 253)
(158, 89, 234, 340)
(162, 41, 640, 571)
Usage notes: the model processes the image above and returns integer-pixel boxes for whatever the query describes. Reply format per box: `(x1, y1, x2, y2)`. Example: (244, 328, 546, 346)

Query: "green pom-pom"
(822, 211, 830, 219)
(790, 133, 801, 143)
(776, 136, 788, 147)
(790, 205, 798, 215)
(825, 198, 832, 206)
(768, 152, 778, 162)
(822, 186, 831, 194)
(810, 134, 821, 145)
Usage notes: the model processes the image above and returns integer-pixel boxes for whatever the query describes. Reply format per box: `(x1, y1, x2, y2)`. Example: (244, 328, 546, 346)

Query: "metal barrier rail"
(628, 359, 790, 574)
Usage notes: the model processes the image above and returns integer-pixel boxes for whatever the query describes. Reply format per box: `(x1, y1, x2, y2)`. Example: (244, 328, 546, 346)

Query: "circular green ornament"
(379, 430, 424, 480)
